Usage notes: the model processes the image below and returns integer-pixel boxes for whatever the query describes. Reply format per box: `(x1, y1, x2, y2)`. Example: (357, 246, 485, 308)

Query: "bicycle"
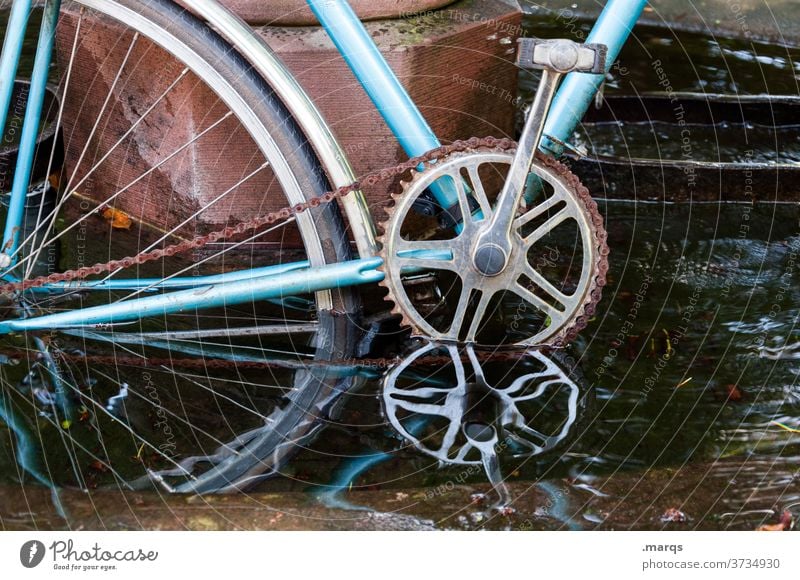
(0, 0, 641, 493)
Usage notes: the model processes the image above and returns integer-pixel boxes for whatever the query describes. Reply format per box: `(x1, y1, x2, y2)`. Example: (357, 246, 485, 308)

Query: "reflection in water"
(382, 341, 593, 513)
(0, 381, 67, 520)
(126, 312, 365, 494)
(1, 8, 799, 531)
(1, 313, 594, 526)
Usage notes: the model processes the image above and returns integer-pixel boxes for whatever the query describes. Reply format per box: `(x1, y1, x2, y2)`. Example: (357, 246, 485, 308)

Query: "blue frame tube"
(540, 0, 647, 155)
(305, 0, 438, 160)
(305, 1, 458, 209)
(2, 0, 60, 263)
(0, 257, 385, 334)
(0, 0, 32, 140)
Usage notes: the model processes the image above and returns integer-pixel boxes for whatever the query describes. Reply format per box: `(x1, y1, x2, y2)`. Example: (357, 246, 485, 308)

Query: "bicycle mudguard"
(178, 0, 379, 258)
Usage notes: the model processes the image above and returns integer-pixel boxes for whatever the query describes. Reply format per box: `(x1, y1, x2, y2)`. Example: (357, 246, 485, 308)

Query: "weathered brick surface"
(55, 0, 521, 248)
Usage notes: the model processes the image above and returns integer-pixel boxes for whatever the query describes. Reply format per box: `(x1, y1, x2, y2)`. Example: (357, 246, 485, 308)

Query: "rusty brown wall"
(54, 0, 522, 248)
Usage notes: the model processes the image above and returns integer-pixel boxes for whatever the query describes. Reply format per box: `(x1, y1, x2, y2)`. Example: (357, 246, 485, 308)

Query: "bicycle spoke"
(523, 263, 571, 309)
(395, 251, 458, 273)
(89, 365, 244, 460)
(521, 205, 572, 249)
(512, 281, 565, 324)
(447, 281, 474, 336)
(466, 164, 492, 220)
(513, 190, 567, 231)
(116, 324, 319, 340)
(0, 0, 360, 495)
(107, 216, 298, 306)
(2, 364, 131, 488)
(464, 290, 494, 342)
(61, 32, 141, 196)
(19, 72, 196, 275)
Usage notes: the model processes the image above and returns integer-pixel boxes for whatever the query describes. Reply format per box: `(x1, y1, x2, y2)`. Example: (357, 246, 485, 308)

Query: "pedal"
(516, 38, 607, 75)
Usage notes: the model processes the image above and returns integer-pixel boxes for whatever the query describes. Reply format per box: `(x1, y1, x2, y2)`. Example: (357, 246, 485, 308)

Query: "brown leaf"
(102, 207, 133, 230)
(726, 384, 743, 402)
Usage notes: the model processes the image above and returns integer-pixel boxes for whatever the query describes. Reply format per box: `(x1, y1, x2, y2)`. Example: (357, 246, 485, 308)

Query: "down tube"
(2, 0, 61, 266)
(540, 0, 647, 155)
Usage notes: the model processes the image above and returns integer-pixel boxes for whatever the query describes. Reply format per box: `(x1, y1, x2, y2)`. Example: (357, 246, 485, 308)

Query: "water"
(0, 9, 798, 531)
(522, 14, 800, 164)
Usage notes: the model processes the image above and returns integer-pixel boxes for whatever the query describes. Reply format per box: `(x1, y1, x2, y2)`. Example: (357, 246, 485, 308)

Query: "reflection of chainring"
(378, 147, 609, 346)
(381, 342, 587, 465)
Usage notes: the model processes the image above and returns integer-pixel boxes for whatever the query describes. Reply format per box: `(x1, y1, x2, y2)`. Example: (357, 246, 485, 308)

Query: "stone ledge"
(217, 0, 457, 26)
(53, 0, 522, 252)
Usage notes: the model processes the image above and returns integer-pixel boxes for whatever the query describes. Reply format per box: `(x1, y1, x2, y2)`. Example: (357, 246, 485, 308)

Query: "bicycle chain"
(0, 137, 516, 296)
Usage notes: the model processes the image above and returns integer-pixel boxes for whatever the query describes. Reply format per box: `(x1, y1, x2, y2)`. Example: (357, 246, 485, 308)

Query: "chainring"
(378, 146, 609, 347)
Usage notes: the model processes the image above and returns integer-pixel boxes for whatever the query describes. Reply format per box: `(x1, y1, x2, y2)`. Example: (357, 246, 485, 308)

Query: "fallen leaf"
(48, 172, 61, 190)
(726, 384, 743, 402)
(757, 510, 793, 531)
(102, 207, 133, 230)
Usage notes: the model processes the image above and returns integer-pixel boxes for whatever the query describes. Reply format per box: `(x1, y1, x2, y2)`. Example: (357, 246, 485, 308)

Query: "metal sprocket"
(378, 146, 609, 347)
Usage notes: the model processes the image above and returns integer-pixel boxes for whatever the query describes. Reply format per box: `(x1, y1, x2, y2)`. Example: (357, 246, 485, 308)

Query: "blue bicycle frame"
(0, 0, 646, 334)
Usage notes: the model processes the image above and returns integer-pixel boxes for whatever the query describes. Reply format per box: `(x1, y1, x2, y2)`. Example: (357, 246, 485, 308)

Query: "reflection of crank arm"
(471, 39, 607, 277)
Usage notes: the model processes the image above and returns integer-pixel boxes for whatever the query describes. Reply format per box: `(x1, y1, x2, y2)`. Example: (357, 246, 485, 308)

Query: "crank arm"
(471, 38, 607, 277)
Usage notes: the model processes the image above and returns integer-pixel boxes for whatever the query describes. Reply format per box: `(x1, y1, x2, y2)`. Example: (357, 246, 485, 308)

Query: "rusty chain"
(0, 136, 517, 296)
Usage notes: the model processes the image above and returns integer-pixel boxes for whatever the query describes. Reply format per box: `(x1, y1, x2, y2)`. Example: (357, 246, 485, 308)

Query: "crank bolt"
(473, 244, 508, 277)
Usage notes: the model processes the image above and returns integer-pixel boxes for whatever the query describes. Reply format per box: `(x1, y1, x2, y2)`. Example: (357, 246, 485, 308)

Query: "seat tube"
(304, 1, 459, 210)
(0, 0, 33, 139)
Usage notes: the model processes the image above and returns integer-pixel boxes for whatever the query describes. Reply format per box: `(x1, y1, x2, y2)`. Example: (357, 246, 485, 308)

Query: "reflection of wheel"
(379, 147, 608, 346)
(381, 341, 590, 465)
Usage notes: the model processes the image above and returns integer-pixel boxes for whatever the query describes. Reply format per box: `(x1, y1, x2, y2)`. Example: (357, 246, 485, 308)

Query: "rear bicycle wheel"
(0, 0, 361, 493)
